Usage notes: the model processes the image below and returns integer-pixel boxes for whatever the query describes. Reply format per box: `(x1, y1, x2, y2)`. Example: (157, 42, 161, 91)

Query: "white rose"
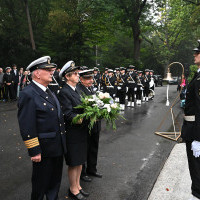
(104, 92, 110, 98)
(111, 103, 118, 109)
(98, 92, 105, 99)
(104, 104, 111, 112)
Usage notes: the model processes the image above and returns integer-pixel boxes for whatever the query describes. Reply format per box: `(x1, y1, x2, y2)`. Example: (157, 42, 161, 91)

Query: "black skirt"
(64, 124, 88, 166)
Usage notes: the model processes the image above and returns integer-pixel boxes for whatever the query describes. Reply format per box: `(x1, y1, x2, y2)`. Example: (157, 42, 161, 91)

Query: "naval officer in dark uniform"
(181, 40, 200, 200)
(77, 69, 103, 182)
(58, 61, 88, 200)
(18, 56, 67, 200)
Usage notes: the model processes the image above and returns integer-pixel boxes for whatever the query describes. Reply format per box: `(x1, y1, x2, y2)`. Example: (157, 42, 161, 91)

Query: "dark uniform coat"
(3, 73, 15, 100)
(18, 82, 67, 200)
(11, 69, 19, 99)
(58, 84, 88, 167)
(77, 83, 101, 174)
(181, 72, 200, 199)
(105, 75, 117, 98)
(127, 71, 137, 102)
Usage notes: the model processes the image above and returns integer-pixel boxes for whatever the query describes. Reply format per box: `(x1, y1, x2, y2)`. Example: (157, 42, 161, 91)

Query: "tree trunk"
(132, 22, 141, 61)
(24, 0, 36, 50)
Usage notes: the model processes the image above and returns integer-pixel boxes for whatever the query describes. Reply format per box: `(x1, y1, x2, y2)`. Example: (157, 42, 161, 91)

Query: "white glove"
(191, 141, 200, 158)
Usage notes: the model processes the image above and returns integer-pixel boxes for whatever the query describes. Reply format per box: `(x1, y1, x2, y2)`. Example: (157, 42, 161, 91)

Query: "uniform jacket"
(18, 82, 67, 157)
(117, 74, 127, 91)
(58, 84, 88, 143)
(142, 75, 150, 88)
(3, 73, 14, 84)
(181, 72, 200, 141)
(77, 83, 101, 133)
(11, 70, 19, 84)
(127, 72, 137, 88)
(94, 73, 101, 87)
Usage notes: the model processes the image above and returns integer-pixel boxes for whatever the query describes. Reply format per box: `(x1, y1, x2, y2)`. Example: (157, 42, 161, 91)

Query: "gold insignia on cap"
(71, 62, 75, 67)
(47, 59, 50, 64)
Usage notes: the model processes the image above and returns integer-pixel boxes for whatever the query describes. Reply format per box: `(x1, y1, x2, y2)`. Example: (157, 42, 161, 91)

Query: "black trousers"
(186, 141, 200, 199)
(127, 87, 135, 102)
(13, 83, 18, 99)
(4, 85, 14, 100)
(31, 156, 63, 200)
(82, 130, 100, 175)
(143, 87, 149, 97)
(118, 90, 126, 104)
(136, 90, 142, 100)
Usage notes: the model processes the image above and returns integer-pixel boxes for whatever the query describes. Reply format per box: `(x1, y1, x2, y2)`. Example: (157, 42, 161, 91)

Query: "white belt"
(128, 81, 135, 83)
(184, 115, 195, 121)
(106, 86, 114, 88)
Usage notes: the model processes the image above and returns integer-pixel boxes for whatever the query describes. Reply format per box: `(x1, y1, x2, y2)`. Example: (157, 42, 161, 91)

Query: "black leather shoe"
(80, 189, 89, 197)
(87, 171, 103, 178)
(80, 175, 92, 182)
(68, 189, 86, 200)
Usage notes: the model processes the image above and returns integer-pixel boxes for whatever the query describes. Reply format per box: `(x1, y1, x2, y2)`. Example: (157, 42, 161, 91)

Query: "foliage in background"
(187, 65, 198, 82)
(0, 0, 200, 77)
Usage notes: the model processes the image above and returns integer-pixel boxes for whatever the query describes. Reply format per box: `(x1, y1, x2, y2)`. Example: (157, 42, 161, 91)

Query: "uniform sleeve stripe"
(25, 142, 40, 149)
(24, 137, 39, 149)
(24, 139, 38, 145)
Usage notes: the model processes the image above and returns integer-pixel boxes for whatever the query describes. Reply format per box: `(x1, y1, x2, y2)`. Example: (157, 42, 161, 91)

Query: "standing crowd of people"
(16, 56, 157, 200)
(0, 65, 32, 102)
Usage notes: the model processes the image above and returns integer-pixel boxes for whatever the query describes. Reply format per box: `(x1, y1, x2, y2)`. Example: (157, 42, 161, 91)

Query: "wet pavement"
(0, 85, 183, 200)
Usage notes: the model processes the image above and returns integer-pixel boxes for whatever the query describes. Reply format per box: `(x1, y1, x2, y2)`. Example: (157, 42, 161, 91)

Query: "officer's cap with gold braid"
(59, 60, 80, 78)
(193, 40, 200, 52)
(26, 56, 57, 72)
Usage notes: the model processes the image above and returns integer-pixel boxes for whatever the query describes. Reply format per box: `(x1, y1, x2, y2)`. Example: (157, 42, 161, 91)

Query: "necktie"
(75, 88, 80, 95)
(46, 88, 57, 106)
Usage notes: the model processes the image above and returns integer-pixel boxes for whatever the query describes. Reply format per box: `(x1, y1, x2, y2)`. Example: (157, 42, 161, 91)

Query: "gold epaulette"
(24, 137, 39, 149)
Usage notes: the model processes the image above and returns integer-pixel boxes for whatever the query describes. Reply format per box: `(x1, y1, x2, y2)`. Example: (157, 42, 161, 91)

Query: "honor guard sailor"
(105, 69, 117, 98)
(143, 69, 150, 102)
(136, 71, 144, 105)
(126, 65, 137, 107)
(181, 40, 200, 200)
(93, 67, 101, 91)
(18, 56, 67, 200)
(117, 67, 127, 110)
(101, 68, 108, 92)
(114, 68, 120, 102)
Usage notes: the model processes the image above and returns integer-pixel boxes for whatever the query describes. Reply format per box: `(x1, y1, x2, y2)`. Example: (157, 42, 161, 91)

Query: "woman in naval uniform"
(58, 61, 89, 200)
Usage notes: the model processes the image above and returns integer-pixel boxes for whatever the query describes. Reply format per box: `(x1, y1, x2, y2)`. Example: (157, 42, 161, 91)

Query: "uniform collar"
(32, 80, 47, 92)
(67, 83, 76, 91)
